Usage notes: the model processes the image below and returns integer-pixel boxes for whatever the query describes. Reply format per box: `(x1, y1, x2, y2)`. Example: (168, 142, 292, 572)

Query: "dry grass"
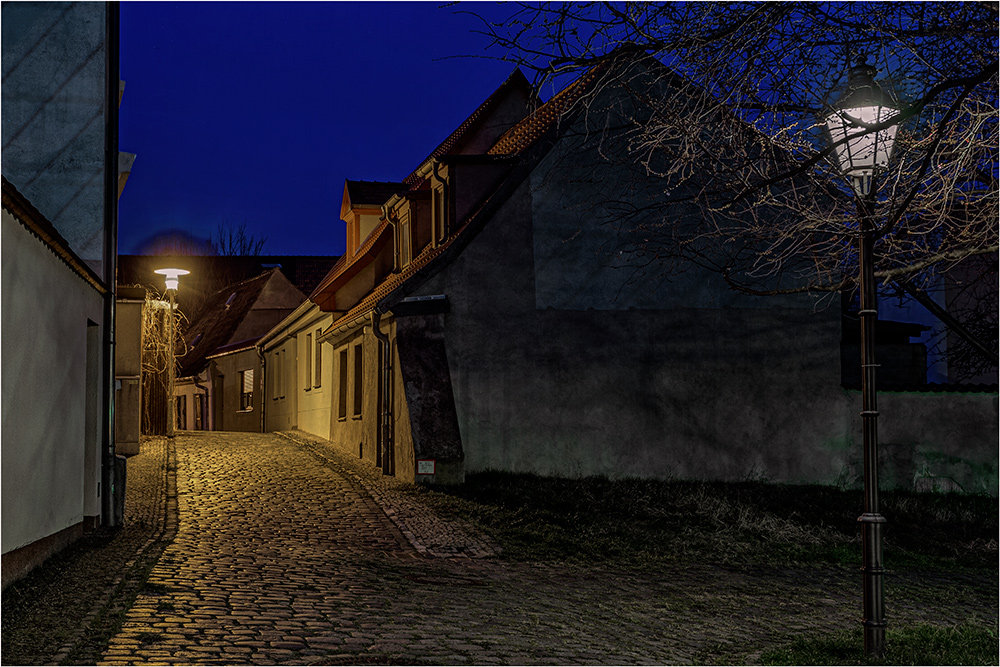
(412, 472, 998, 569)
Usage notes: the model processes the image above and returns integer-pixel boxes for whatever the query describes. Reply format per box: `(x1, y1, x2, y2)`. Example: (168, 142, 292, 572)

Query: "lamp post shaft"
(857, 199, 886, 658)
(167, 290, 176, 438)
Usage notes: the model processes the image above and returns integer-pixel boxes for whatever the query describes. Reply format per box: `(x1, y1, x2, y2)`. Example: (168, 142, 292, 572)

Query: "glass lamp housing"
(825, 61, 898, 196)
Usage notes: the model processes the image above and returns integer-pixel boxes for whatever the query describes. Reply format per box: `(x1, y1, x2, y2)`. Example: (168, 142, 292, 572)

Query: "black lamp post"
(824, 57, 899, 659)
(154, 267, 189, 437)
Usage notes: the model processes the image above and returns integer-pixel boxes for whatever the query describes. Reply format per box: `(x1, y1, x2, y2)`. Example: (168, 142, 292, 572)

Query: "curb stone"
(276, 430, 499, 559)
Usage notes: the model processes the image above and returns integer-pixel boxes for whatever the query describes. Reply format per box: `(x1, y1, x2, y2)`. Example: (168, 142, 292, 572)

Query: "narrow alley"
(70, 431, 989, 665)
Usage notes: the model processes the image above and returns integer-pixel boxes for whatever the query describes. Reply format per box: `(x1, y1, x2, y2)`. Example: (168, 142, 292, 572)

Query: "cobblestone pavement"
(1, 437, 175, 666)
(96, 430, 995, 666)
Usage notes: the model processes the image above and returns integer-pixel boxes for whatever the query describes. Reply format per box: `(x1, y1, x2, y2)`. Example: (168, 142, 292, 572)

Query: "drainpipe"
(256, 346, 266, 433)
(101, 2, 121, 529)
(192, 374, 210, 430)
(371, 309, 393, 475)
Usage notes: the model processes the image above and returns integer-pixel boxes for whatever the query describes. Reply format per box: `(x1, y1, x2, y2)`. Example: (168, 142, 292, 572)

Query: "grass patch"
(410, 472, 997, 569)
(761, 623, 998, 665)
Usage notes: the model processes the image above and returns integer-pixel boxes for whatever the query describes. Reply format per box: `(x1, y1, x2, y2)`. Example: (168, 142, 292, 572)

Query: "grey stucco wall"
(852, 390, 998, 495)
(411, 139, 997, 491)
(1, 2, 109, 268)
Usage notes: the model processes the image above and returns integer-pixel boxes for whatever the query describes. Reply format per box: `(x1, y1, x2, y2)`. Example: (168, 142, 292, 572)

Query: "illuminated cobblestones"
(95, 431, 996, 665)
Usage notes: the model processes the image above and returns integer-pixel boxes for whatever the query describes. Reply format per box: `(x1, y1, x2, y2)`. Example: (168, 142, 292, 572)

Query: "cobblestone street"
(91, 431, 993, 666)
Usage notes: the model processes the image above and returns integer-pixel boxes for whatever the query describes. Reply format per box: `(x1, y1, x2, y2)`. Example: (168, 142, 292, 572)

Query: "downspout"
(101, 2, 121, 529)
(371, 309, 393, 475)
(256, 345, 266, 433)
(193, 375, 210, 430)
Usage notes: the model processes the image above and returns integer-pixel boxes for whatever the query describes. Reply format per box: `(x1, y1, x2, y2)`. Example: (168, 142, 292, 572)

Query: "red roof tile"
(321, 65, 614, 338)
(402, 68, 535, 187)
(488, 65, 605, 157)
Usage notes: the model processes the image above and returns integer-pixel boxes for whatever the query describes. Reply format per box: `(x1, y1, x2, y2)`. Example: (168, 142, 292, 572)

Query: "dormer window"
(433, 184, 447, 245)
(399, 212, 412, 268)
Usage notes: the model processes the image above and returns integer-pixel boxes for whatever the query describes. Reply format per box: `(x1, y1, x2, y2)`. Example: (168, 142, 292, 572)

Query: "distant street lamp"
(154, 267, 189, 437)
(824, 57, 899, 659)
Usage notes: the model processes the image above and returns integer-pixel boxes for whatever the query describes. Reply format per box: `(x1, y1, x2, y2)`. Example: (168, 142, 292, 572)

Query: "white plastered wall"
(2, 209, 105, 553)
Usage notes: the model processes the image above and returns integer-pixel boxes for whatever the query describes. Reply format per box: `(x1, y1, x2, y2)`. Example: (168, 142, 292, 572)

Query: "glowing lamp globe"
(154, 267, 190, 291)
(825, 58, 898, 196)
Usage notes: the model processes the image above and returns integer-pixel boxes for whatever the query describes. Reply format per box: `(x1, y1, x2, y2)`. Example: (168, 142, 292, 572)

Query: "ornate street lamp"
(824, 57, 899, 659)
(154, 268, 189, 437)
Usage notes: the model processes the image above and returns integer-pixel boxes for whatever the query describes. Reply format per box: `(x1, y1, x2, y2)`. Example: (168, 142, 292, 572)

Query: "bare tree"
(467, 1, 997, 369)
(211, 221, 267, 256)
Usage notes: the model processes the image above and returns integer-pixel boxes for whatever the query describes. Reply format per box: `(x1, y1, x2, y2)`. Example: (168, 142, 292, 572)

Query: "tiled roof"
(309, 217, 393, 303)
(488, 64, 605, 157)
(325, 238, 454, 335)
(117, 254, 339, 301)
(178, 269, 301, 377)
(344, 180, 408, 207)
(403, 68, 534, 187)
(322, 64, 614, 338)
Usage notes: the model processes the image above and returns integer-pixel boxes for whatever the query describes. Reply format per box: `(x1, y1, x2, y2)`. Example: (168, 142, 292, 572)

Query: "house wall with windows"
(327, 330, 370, 460)
(264, 337, 299, 432)
(258, 301, 335, 438)
(174, 376, 211, 431)
(207, 348, 263, 432)
(257, 62, 996, 493)
(115, 288, 146, 454)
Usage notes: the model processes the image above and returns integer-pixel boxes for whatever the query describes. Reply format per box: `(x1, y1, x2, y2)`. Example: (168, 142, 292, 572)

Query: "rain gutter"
(101, 2, 121, 529)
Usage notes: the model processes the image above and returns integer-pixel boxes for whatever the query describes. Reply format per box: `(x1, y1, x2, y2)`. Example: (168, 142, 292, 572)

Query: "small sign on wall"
(416, 459, 436, 475)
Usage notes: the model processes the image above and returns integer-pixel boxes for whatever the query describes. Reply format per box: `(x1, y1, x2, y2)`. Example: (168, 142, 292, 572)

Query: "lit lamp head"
(154, 267, 190, 291)
(825, 57, 898, 197)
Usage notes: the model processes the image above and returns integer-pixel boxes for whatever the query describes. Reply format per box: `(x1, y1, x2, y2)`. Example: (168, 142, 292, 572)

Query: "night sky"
(118, 1, 519, 257)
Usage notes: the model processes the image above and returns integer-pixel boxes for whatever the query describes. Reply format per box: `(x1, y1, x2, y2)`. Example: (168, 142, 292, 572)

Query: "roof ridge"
(205, 266, 277, 300)
(487, 61, 609, 157)
(402, 68, 533, 186)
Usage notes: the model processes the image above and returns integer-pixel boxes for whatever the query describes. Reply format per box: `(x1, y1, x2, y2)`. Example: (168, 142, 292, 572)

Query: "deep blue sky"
(119, 1, 519, 257)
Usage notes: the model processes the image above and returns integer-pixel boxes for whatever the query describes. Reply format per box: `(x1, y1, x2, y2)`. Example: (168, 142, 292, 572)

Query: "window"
(314, 329, 323, 388)
(433, 186, 446, 243)
(305, 333, 313, 391)
(353, 342, 364, 417)
(240, 369, 254, 411)
(272, 351, 281, 400)
(338, 348, 348, 419)
(399, 214, 411, 268)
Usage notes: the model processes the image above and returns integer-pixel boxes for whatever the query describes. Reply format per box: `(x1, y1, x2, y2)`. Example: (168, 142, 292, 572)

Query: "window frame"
(337, 347, 348, 420)
(304, 333, 313, 392)
(352, 342, 363, 418)
(239, 368, 255, 412)
(314, 329, 323, 388)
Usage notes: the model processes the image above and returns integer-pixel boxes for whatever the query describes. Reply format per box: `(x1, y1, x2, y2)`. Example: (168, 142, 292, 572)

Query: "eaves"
(2, 176, 108, 294)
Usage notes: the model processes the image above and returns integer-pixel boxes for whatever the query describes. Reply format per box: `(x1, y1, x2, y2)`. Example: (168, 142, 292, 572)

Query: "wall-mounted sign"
(417, 460, 436, 475)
